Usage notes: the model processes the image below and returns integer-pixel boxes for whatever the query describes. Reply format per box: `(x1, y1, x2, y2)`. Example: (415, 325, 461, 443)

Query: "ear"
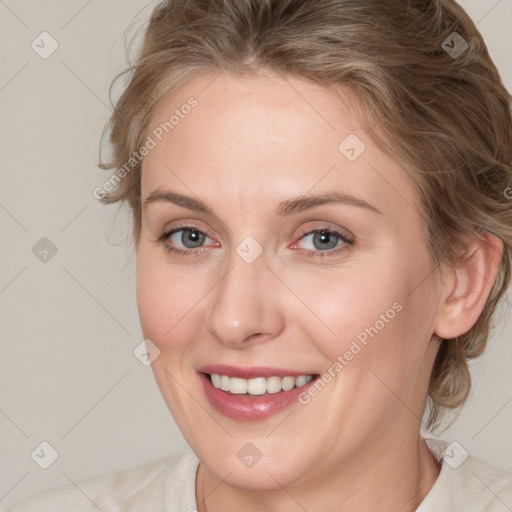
(434, 231, 503, 340)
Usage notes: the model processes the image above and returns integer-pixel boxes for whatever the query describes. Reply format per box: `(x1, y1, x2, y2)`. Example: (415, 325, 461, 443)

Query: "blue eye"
(169, 228, 210, 249)
(292, 228, 353, 259)
(157, 226, 353, 259)
(159, 227, 214, 255)
(300, 230, 343, 251)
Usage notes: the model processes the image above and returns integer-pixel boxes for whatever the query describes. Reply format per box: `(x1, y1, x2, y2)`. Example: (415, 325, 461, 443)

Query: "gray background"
(0, 0, 511, 508)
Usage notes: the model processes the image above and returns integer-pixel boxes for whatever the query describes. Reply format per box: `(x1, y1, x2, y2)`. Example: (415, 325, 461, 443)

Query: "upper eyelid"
(164, 224, 215, 240)
(297, 225, 353, 240)
(292, 229, 352, 250)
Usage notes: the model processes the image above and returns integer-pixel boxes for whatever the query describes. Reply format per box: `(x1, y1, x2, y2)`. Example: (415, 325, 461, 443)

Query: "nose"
(204, 249, 285, 349)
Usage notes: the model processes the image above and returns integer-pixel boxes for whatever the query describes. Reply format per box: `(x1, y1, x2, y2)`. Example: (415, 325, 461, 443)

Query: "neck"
(196, 432, 440, 512)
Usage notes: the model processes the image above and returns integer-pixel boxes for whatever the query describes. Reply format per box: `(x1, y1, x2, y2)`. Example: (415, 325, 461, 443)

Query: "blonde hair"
(99, 0, 512, 429)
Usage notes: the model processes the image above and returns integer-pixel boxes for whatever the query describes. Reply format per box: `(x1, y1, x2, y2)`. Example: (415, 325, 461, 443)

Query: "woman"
(10, 0, 512, 510)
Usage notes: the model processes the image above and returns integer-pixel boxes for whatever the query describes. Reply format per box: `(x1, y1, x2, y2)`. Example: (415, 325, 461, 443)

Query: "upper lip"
(198, 364, 316, 379)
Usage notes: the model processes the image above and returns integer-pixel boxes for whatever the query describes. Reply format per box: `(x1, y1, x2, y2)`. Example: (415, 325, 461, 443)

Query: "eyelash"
(156, 225, 354, 259)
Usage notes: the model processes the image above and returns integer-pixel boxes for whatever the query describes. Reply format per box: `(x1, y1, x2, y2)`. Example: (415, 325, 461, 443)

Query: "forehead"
(141, 71, 418, 216)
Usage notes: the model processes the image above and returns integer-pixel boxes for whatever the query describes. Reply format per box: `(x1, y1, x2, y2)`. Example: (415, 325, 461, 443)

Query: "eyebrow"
(276, 191, 381, 216)
(142, 189, 382, 216)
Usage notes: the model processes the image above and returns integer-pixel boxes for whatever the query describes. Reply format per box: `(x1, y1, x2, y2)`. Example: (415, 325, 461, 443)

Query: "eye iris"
(182, 229, 205, 248)
(313, 231, 338, 250)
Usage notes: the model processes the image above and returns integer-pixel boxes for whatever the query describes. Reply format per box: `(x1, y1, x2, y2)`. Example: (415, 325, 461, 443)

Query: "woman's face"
(136, 70, 444, 490)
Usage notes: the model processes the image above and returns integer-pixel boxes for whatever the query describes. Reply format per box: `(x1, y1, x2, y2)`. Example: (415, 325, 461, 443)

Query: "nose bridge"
(205, 246, 284, 348)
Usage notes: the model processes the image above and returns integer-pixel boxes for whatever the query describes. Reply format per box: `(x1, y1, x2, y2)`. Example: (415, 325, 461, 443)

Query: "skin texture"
(135, 70, 502, 511)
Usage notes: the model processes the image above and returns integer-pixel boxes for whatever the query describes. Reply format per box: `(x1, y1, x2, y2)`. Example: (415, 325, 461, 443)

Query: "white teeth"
(209, 373, 314, 395)
(295, 375, 307, 387)
(229, 377, 248, 394)
(266, 376, 282, 394)
(211, 374, 221, 388)
(281, 376, 295, 391)
(220, 375, 230, 391)
(247, 377, 267, 395)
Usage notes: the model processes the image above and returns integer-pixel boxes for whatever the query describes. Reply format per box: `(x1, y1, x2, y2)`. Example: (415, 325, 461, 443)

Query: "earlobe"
(434, 231, 503, 340)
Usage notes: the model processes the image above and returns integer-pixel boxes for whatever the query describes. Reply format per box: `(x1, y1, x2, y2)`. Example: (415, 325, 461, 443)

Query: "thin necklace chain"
(200, 463, 207, 512)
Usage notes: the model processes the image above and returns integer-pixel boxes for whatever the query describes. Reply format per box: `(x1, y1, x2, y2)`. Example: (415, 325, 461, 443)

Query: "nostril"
(246, 332, 266, 342)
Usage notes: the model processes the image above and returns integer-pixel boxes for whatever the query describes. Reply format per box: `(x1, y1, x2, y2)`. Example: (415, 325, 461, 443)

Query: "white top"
(6, 438, 512, 511)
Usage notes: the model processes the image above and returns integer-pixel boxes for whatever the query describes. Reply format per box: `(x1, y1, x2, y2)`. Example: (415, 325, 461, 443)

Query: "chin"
(206, 450, 304, 491)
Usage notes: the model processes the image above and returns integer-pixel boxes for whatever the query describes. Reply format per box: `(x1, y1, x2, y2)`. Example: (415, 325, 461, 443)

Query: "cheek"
(135, 249, 200, 350)
(286, 264, 404, 350)
(136, 258, 167, 341)
(292, 250, 435, 370)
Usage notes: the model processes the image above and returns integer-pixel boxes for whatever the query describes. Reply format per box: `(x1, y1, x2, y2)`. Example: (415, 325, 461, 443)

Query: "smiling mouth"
(206, 373, 315, 396)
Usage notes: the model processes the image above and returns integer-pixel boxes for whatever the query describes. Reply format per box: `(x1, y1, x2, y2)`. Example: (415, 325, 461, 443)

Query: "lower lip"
(199, 373, 317, 421)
